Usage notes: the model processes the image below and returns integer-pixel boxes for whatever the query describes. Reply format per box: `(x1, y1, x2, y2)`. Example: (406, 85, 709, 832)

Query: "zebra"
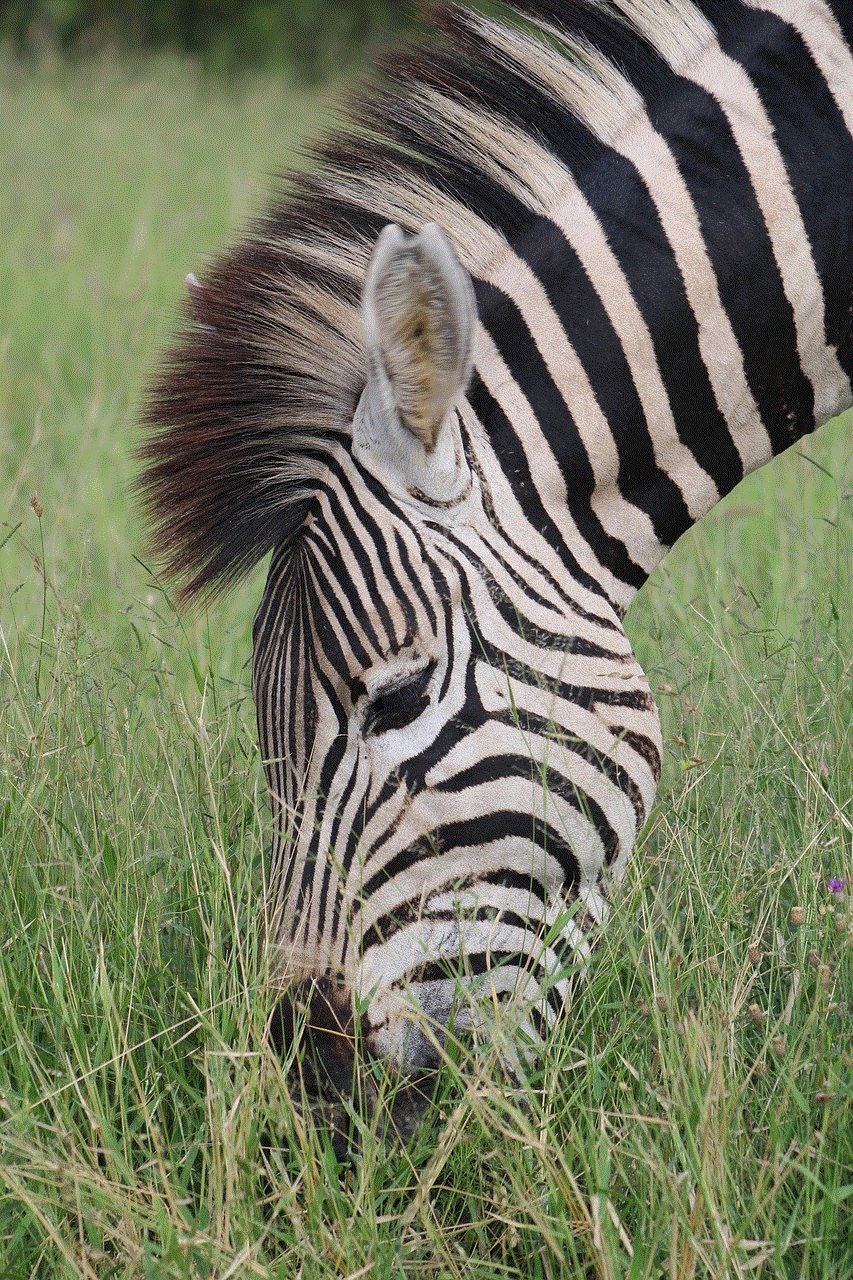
(141, 0, 853, 1138)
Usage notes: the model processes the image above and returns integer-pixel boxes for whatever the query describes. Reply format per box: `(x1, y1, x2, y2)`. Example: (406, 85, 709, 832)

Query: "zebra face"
(256, 225, 662, 1091)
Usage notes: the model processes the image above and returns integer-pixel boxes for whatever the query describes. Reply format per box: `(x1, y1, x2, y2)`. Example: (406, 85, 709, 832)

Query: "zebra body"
(142, 0, 853, 1111)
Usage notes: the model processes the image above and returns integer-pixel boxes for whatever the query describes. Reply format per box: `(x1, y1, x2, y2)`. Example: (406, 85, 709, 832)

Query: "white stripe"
(324, 751, 372, 972)
(490, 33, 773, 476)
(461, 398, 629, 621)
(614, 118, 773, 475)
(352, 835, 579, 945)
(487, 240, 668, 576)
(548, 187, 721, 522)
(673, 30, 852, 427)
(456, 528, 631, 649)
(461, 575, 643, 692)
(474, 325, 641, 612)
(473, 8, 722, 524)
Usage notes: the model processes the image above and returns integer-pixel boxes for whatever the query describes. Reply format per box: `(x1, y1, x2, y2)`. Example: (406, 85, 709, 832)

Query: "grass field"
(1, 47, 852, 1280)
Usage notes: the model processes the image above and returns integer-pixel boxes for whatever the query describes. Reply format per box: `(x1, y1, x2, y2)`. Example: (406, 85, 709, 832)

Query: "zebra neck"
(468, 0, 853, 615)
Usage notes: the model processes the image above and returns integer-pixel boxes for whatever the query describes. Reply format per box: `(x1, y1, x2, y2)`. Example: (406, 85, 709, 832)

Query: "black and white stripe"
(141, 0, 853, 1112)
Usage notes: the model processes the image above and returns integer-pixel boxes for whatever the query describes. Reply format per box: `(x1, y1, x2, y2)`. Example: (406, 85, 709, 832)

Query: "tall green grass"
(1, 50, 852, 1280)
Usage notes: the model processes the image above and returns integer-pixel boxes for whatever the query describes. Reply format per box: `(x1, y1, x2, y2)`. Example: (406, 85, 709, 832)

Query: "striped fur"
(141, 1, 853, 1120)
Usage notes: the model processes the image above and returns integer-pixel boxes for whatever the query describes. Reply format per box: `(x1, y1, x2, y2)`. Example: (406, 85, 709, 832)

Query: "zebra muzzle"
(267, 977, 438, 1157)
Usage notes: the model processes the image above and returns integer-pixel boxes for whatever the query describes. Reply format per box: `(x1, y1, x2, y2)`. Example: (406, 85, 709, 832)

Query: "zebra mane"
(140, 0, 739, 601)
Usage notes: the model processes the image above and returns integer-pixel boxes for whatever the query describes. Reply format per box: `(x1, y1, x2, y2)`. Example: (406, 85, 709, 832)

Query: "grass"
(1, 45, 852, 1280)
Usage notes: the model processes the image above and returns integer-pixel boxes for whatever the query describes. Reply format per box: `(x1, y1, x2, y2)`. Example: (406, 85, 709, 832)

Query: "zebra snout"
(267, 977, 438, 1156)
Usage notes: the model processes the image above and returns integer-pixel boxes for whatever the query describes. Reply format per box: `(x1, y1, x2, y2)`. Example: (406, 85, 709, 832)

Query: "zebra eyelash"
(362, 660, 437, 737)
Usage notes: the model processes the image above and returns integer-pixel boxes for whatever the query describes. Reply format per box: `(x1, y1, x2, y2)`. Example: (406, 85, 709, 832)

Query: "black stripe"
(578, 147, 746, 500)
(314, 760, 361, 956)
(824, 0, 853, 46)
(393, 528, 438, 635)
(659, 73, 814, 453)
(439, 526, 623, 643)
(458, 552, 624, 661)
(407, 947, 575, 1021)
(362, 904, 534, 957)
(430, 2, 745, 504)
(459, 410, 617, 629)
(412, 547, 456, 704)
(310, 666, 351, 813)
(474, 641, 653, 715)
(360, 810, 581, 904)
(472, 516, 620, 632)
(482, 867, 549, 902)
(429, 751, 619, 865)
(408, 949, 558, 992)
(514, 216, 693, 548)
(488, 706, 646, 828)
(717, 10, 853, 385)
(303, 544, 373, 676)
(310, 474, 397, 650)
(474, 280, 648, 590)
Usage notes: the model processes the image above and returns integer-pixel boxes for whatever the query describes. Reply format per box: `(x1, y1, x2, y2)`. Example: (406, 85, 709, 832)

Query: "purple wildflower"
(827, 878, 846, 894)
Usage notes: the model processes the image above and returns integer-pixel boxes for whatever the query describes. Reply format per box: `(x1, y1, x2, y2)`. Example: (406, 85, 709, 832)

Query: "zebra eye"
(363, 661, 435, 737)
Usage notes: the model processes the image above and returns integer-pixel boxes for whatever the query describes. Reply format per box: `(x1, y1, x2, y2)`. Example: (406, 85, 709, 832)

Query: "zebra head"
(252, 221, 661, 1119)
(142, 0, 853, 1145)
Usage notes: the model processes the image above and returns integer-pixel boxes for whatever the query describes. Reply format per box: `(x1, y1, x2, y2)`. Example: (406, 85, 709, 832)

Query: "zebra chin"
(267, 976, 441, 1158)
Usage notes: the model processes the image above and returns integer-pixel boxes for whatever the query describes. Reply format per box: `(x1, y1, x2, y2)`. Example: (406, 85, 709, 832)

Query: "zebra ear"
(362, 223, 475, 453)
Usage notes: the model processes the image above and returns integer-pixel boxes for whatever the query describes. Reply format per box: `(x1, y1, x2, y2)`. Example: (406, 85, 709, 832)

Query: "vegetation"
(1, 47, 851, 1280)
(0, 0, 410, 76)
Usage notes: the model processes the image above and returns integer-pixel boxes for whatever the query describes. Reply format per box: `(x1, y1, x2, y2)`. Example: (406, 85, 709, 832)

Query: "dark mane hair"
(139, 0, 740, 601)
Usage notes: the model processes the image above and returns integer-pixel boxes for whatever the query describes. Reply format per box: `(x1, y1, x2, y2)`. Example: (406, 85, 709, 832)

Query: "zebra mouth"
(267, 977, 439, 1158)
